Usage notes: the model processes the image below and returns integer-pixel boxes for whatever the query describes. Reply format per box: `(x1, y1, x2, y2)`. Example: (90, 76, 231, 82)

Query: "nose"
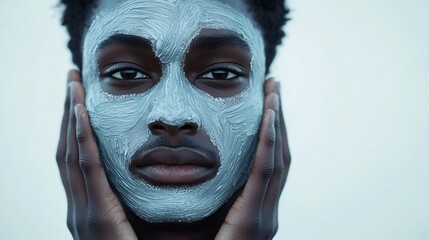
(148, 121, 199, 136)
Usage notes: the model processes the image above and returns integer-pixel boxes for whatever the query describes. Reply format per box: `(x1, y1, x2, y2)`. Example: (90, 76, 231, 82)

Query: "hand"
(56, 70, 138, 240)
(215, 78, 291, 240)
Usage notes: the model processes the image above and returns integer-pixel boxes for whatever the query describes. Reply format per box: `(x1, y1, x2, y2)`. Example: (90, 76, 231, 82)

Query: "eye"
(111, 69, 149, 80)
(103, 63, 151, 81)
(199, 69, 239, 80)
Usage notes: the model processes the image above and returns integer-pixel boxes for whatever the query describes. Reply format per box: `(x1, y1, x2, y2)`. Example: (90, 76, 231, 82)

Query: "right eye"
(111, 69, 149, 80)
(103, 63, 151, 81)
(198, 69, 239, 80)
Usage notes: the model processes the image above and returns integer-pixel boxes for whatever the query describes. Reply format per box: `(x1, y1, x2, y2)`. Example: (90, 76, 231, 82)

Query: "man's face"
(82, 0, 266, 223)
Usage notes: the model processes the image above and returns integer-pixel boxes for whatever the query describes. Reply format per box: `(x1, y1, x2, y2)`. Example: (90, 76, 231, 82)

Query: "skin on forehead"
(92, 0, 254, 24)
(83, 0, 267, 92)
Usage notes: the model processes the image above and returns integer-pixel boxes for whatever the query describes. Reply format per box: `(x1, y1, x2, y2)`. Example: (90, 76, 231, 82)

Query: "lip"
(129, 146, 219, 186)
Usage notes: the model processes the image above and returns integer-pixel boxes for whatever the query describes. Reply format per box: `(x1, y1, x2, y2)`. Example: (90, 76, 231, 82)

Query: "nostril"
(179, 125, 193, 131)
(149, 121, 198, 135)
(179, 122, 198, 135)
(153, 124, 165, 131)
(149, 121, 167, 134)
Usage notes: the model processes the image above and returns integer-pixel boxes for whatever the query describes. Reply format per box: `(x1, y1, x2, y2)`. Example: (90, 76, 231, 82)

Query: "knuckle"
(74, 221, 85, 234)
(274, 162, 285, 179)
(76, 131, 87, 143)
(226, 206, 261, 235)
(73, 214, 86, 234)
(66, 218, 74, 233)
(65, 152, 77, 166)
(271, 224, 279, 238)
(239, 219, 261, 236)
(79, 157, 92, 173)
(64, 97, 70, 110)
(260, 163, 274, 181)
(285, 152, 292, 165)
(264, 134, 276, 148)
(56, 152, 64, 165)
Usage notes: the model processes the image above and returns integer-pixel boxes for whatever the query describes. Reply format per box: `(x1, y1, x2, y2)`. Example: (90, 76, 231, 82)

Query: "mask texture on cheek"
(82, 0, 266, 223)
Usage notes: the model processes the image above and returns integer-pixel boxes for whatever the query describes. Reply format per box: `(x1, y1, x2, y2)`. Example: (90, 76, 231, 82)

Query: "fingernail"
(67, 70, 79, 83)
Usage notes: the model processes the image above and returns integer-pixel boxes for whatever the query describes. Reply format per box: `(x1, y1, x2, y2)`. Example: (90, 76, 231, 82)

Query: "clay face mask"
(82, 0, 266, 222)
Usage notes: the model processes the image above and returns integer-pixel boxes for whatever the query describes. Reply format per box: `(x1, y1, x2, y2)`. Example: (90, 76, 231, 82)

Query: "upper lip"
(130, 146, 218, 168)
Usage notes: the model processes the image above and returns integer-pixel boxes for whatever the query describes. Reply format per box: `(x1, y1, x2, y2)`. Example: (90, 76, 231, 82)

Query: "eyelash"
(104, 63, 150, 80)
(103, 63, 244, 81)
(197, 65, 244, 80)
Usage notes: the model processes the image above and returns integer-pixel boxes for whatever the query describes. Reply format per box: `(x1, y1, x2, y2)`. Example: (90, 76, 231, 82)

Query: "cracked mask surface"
(82, 0, 266, 222)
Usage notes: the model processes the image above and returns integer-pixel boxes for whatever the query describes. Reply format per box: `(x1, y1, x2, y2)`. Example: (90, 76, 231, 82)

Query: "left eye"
(199, 69, 238, 80)
(111, 69, 149, 80)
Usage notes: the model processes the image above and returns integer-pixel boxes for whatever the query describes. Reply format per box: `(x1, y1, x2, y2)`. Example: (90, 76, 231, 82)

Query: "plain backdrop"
(1, 0, 428, 239)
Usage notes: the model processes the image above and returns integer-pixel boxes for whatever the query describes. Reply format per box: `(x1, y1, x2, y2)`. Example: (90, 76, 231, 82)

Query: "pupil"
(120, 70, 137, 79)
(212, 70, 229, 79)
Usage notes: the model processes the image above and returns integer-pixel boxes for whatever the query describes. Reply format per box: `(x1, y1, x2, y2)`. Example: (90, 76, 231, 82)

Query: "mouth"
(129, 146, 219, 186)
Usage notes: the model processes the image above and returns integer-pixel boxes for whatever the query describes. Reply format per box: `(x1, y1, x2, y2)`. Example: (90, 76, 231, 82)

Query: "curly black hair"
(60, 0, 290, 73)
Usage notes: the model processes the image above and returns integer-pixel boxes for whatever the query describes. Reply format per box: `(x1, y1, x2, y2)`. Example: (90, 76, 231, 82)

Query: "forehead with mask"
(82, 0, 266, 223)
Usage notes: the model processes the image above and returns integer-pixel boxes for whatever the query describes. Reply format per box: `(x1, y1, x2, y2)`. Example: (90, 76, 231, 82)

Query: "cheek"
(95, 134, 129, 173)
(86, 91, 150, 137)
(86, 91, 154, 162)
(199, 91, 263, 162)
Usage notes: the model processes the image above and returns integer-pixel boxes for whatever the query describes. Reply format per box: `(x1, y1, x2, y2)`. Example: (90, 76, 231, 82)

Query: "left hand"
(56, 70, 138, 240)
(215, 78, 291, 240)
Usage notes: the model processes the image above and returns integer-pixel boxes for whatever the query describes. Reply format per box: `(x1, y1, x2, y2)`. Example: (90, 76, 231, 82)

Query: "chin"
(98, 134, 258, 223)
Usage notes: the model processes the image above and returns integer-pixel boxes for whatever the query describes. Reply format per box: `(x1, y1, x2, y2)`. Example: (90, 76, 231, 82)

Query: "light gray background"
(1, 0, 428, 239)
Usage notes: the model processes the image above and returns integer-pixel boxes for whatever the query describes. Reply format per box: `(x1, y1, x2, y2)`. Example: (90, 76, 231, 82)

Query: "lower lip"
(133, 165, 214, 185)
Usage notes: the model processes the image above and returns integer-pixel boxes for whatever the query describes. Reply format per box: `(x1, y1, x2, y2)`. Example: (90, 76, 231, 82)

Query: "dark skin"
(56, 0, 291, 239)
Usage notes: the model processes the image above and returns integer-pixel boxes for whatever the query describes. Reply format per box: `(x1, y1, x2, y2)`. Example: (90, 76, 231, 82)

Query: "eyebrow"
(97, 34, 153, 51)
(97, 33, 250, 53)
(190, 34, 251, 53)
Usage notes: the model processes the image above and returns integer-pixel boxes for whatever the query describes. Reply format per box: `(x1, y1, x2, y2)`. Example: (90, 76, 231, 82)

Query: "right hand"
(214, 78, 291, 240)
(56, 70, 138, 240)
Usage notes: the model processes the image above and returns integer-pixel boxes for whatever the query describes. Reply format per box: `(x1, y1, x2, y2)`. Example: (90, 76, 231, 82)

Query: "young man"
(57, 0, 291, 239)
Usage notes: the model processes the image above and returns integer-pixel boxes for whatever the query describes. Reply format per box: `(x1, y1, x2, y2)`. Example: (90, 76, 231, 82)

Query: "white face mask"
(82, 0, 266, 223)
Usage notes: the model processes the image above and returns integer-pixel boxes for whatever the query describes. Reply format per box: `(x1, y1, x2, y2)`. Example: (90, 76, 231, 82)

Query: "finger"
(264, 78, 277, 95)
(66, 79, 88, 216)
(75, 104, 137, 238)
(56, 73, 74, 234)
(74, 104, 118, 210)
(240, 95, 277, 210)
(56, 70, 80, 235)
(262, 92, 283, 238)
(263, 79, 291, 238)
(56, 72, 72, 197)
(266, 79, 292, 188)
(265, 78, 289, 187)
(220, 109, 276, 239)
(57, 70, 81, 187)
(275, 81, 292, 189)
